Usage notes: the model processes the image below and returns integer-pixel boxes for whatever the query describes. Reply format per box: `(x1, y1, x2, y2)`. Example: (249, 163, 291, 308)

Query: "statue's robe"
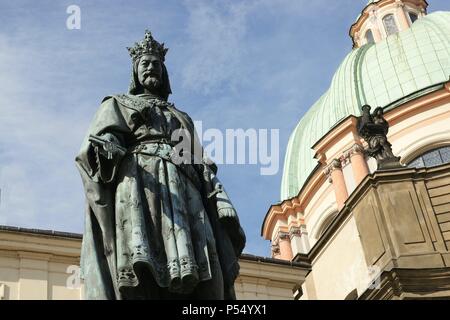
(75, 94, 245, 299)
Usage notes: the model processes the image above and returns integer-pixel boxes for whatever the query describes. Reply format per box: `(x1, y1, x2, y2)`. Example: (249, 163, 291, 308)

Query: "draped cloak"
(75, 93, 245, 299)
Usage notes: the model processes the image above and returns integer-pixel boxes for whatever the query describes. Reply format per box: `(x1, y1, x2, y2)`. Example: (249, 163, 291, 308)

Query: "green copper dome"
(281, 11, 450, 201)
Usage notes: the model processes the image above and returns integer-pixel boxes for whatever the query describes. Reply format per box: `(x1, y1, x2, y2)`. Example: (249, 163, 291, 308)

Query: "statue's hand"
(93, 133, 125, 160)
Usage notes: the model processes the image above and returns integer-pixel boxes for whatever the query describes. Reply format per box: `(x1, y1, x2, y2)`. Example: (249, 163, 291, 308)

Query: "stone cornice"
(261, 197, 303, 240)
(0, 230, 82, 259)
(0, 225, 82, 239)
(240, 253, 305, 266)
(18, 251, 52, 261)
(358, 267, 450, 300)
(312, 116, 360, 161)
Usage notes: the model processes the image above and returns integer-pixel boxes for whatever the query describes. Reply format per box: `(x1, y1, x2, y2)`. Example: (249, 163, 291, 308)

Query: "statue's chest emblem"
(115, 95, 179, 132)
(116, 94, 162, 112)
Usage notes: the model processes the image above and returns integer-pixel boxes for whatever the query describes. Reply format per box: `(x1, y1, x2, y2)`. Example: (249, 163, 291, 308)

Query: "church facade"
(262, 0, 450, 299)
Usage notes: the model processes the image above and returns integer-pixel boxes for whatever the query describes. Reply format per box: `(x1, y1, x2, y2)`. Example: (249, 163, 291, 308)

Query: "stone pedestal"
(350, 164, 450, 299)
(377, 156, 402, 170)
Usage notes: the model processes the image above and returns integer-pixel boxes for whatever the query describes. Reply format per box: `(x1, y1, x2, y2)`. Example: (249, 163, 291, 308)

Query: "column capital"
(348, 144, 370, 186)
(278, 231, 290, 241)
(324, 159, 343, 182)
(325, 159, 342, 172)
(288, 226, 302, 240)
(327, 159, 349, 210)
(344, 144, 366, 159)
(271, 243, 280, 256)
(274, 231, 294, 260)
(395, 1, 410, 30)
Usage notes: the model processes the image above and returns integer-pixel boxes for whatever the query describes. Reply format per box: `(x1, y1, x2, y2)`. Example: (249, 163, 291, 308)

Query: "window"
(408, 12, 418, 24)
(382, 14, 399, 36)
(365, 29, 375, 44)
(407, 146, 450, 168)
(316, 211, 339, 239)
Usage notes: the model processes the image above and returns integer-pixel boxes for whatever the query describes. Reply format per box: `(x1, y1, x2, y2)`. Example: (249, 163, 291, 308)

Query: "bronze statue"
(357, 105, 401, 170)
(75, 30, 245, 300)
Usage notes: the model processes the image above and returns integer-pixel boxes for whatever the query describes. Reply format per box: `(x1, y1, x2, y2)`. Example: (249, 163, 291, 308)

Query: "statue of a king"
(75, 30, 246, 300)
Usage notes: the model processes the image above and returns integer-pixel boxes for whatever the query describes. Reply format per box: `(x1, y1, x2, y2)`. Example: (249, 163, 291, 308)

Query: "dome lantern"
(350, 0, 428, 48)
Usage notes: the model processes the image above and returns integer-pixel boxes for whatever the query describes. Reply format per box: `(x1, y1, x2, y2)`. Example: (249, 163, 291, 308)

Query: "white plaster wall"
(0, 256, 20, 300)
(304, 184, 337, 247)
(389, 101, 450, 162)
(271, 219, 289, 242)
(306, 215, 373, 300)
(343, 162, 357, 195)
(0, 253, 83, 300)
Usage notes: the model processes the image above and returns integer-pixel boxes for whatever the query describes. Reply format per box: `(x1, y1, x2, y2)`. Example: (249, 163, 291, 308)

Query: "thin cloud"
(181, 0, 250, 95)
(1, 1, 448, 258)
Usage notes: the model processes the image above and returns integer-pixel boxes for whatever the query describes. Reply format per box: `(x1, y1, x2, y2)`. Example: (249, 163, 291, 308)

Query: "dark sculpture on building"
(75, 30, 245, 299)
(357, 105, 401, 170)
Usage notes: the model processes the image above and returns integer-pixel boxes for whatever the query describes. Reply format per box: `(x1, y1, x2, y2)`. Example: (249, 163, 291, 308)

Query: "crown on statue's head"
(127, 30, 168, 62)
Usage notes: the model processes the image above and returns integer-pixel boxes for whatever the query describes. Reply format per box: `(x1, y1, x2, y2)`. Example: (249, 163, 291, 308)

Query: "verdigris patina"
(357, 105, 401, 170)
(75, 30, 245, 300)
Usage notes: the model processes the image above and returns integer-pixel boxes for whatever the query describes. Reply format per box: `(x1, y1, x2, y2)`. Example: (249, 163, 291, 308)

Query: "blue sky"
(0, 0, 449, 257)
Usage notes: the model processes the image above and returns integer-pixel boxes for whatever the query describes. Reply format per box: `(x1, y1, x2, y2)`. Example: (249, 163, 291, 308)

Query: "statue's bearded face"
(137, 54, 163, 92)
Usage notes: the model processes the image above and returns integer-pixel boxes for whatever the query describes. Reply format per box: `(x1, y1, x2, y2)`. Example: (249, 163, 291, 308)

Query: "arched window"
(315, 211, 339, 239)
(407, 146, 450, 168)
(382, 14, 399, 36)
(408, 12, 418, 24)
(365, 29, 375, 44)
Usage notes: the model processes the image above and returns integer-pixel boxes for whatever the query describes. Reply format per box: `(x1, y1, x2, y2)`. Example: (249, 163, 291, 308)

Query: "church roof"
(281, 11, 450, 201)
